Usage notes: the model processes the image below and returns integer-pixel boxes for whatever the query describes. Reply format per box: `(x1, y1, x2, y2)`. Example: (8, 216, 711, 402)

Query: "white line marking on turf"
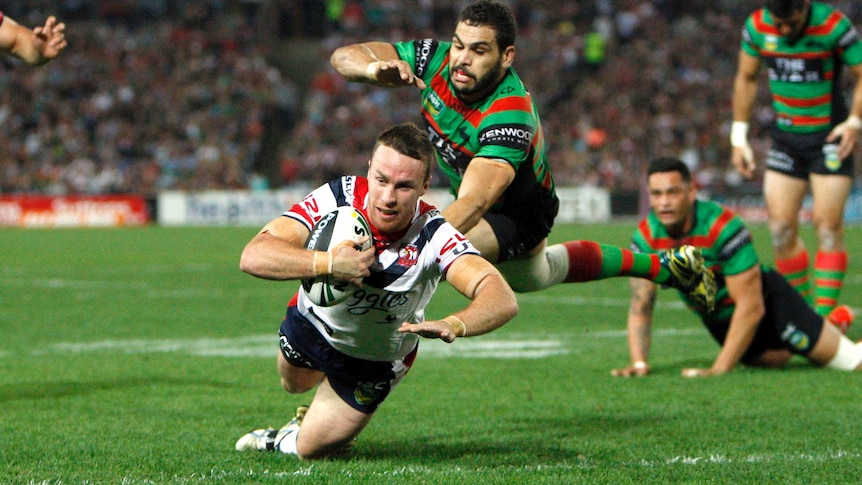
(16, 327, 703, 360)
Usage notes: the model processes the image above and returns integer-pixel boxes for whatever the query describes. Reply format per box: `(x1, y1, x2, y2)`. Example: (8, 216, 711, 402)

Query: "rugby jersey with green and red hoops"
(393, 39, 556, 212)
(741, 1, 862, 133)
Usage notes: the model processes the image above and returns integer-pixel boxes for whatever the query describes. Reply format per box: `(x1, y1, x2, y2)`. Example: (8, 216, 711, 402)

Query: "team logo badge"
(782, 323, 811, 352)
(765, 35, 778, 51)
(354, 381, 386, 405)
(823, 143, 841, 172)
(397, 244, 419, 268)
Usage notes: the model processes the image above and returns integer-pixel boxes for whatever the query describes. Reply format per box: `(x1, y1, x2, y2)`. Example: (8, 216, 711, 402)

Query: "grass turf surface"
(2, 223, 860, 484)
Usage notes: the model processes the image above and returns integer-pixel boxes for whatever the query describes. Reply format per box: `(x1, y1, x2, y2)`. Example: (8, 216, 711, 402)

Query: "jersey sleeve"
(837, 17, 862, 66)
(433, 220, 480, 275)
(393, 39, 448, 85)
(283, 178, 351, 230)
(740, 14, 760, 57)
(713, 217, 759, 276)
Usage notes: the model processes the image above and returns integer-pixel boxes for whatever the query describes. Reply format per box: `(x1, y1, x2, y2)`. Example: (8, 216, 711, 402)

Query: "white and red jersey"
(284, 176, 479, 361)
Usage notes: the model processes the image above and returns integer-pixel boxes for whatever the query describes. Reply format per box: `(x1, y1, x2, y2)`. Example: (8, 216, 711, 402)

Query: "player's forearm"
(731, 76, 758, 122)
(626, 314, 652, 364)
(450, 273, 518, 337)
(330, 44, 375, 81)
(626, 278, 656, 363)
(5, 25, 43, 65)
(712, 310, 762, 373)
(240, 233, 320, 281)
(440, 196, 489, 236)
(330, 42, 396, 83)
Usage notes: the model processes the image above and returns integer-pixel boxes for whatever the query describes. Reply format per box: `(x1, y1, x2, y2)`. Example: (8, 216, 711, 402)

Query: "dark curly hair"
(457, 1, 518, 50)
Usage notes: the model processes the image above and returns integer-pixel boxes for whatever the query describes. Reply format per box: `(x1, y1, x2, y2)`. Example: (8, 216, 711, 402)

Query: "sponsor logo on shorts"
(766, 149, 794, 171)
(279, 335, 314, 368)
(354, 380, 386, 405)
(781, 323, 811, 352)
(823, 143, 841, 172)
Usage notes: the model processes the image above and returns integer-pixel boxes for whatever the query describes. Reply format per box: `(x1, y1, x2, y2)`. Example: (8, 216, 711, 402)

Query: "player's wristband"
(730, 121, 749, 147)
(365, 61, 379, 80)
(313, 251, 333, 276)
(443, 315, 467, 337)
(846, 115, 862, 130)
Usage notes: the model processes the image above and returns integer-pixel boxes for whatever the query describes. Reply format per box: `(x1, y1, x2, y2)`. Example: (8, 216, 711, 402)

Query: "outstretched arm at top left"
(330, 41, 426, 89)
(398, 254, 518, 343)
(0, 15, 66, 65)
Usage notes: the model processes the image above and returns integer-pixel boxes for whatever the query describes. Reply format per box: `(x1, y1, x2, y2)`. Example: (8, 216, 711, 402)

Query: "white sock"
(276, 424, 300, 455)
(497, 244, 569, 292)
(825, 336, 862, 371)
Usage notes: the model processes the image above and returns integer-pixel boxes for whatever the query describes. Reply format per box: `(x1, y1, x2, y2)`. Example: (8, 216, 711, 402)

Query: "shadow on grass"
(358, 413, 661, 463)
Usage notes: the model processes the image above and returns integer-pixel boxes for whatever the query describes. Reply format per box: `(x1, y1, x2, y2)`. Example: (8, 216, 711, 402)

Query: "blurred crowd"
(1, 0, 861, 198)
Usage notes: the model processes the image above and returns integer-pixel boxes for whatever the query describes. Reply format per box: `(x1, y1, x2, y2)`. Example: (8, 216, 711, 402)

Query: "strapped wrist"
(443, 315, 467, 337)
(730, 121, 749, 147)
(365, 61, 379, 80)
(312, 251, 332, 276)
(846, 115, 862, 130)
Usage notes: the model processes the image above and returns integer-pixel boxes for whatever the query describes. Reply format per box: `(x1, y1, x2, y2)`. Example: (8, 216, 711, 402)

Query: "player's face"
(771, 4, 810, 43)
(647, 171, 696, 237)
(448, 22, 514, 103)
(366, 145, 430, 234)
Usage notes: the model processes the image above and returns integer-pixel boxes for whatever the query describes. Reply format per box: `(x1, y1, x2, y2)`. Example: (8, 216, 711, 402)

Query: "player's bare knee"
(281, 378, 313, 394)
(814, 226, 843, 252)
(768, 223, 795, 251)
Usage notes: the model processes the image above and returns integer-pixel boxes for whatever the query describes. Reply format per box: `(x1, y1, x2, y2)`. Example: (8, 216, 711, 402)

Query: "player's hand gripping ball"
(301, 206, 372, 306)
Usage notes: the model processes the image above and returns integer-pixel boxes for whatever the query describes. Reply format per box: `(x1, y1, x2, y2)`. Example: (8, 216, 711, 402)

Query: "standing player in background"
(235, 123, 518, 459)
(0, 11, 66, 65)
(730, 0, 862, 316)
(612, 157, 859, 379)
(331, 0, 717, 310)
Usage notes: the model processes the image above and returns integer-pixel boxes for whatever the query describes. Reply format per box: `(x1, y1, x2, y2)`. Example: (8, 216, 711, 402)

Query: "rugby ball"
(301, 206, 372, 306)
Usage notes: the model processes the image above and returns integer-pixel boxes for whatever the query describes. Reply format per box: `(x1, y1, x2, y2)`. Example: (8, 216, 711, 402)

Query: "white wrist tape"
(730, 121, 749, 147)
(845, 115, 862, 130)
(365, 61, 380, 79)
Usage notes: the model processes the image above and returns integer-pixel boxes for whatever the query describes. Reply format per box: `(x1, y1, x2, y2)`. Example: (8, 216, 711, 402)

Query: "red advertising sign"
(0, 195, 150, 227)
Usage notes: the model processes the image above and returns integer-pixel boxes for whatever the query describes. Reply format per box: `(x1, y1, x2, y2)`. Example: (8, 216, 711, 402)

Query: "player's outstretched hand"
(367, 60, 426, 89)
(32, 16, 67, 62)
(398, 320, 459, 343)
(681, 367, 727, 378)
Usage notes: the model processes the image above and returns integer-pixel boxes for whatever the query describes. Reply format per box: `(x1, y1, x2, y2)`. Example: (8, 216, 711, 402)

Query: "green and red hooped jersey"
(741, 1, 862, 134)
(631, 199, 762, 321)
(393, 39, 555, 210)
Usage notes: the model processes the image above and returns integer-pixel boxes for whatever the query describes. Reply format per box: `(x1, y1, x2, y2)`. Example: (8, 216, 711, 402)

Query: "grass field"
(2, 222, 861, 484)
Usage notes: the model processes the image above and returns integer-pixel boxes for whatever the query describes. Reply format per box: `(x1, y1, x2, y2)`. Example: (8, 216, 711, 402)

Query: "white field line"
(16, 327, 705, 360)
(34, 449, 860, 483)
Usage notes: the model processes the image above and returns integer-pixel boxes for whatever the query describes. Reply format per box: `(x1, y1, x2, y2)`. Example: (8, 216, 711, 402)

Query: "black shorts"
(706, 269, 824, 364)
(278, 306, 417, 414)
(487, 184, 559, 262)
(766, 128, 854, 179)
